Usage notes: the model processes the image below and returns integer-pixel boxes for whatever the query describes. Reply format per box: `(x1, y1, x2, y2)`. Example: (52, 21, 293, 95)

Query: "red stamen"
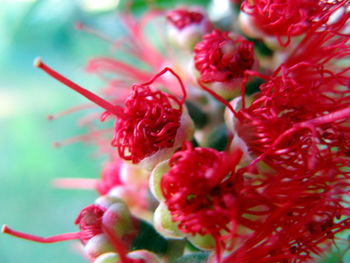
(52, 178, 98, 190)
(52, 128, 113, 148)
(75, 22, 119, 47)
(34, 58, 124, 118)
(140, 67, 187, 105)
(102, 224, 132, 263)
(247, 106, 350, 169)
(198, 81, 238, 118)
(2, 225, 80, 243)
(47, 104, 95, 121)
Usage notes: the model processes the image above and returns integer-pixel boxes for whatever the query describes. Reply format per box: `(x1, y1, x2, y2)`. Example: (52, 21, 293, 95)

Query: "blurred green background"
(0, 0, 349, 262)
(0, 0, 210, 262)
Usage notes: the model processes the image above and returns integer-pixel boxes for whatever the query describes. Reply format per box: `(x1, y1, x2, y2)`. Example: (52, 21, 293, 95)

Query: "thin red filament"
(2, 225, 80, 243)
(34, 58, 124, 118)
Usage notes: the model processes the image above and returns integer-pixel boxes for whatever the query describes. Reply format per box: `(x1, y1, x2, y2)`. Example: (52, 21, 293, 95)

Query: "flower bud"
(102, 202, 135, 238)
(127, 249, 162, 263)
(93, 252, 120, 263)
(153, 202, 183, 239)
(150, 160, 170, 201)
(85, 234, 114, 258)
(95, 195, 124, 210)
(187, 233, 215, 250)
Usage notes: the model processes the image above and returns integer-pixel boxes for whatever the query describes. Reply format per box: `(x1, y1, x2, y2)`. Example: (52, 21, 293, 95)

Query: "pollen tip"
(75, 22, 83, 30)
(47, 115, 54, 121)
(53, 142, 61, 148)
(1, 224, 7, 233)
(33, 57, 43, 68)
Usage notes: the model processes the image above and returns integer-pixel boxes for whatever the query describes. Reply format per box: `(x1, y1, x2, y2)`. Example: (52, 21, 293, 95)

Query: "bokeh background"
(0, 0, 349, 263)
(0, 0, 210, 262)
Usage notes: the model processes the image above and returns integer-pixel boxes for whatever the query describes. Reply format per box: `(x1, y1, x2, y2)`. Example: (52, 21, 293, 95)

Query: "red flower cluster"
(241, 0, 348, 45)
(3, 2, 350, 263)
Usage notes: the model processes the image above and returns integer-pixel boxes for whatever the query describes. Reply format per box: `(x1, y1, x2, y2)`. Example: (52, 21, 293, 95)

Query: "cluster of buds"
(4, 1, 350, 263)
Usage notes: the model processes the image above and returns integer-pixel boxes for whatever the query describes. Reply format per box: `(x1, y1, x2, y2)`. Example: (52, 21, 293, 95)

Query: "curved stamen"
(2, 225, 80, 243)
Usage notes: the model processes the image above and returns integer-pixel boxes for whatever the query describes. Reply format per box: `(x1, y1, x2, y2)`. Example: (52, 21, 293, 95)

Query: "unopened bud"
(187, 233, 215, 250)
(150, 160, 170, 201)
(95, 195, 124, 210)
(102, 203, 135, 238)
(93, 252, 120, 263)
(153, 202, 183, 239)
(127, 249, 162, 263)
(85, 234, 114, 258)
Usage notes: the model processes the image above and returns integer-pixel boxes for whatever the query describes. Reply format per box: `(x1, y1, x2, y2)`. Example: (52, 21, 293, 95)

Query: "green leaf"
(131, 220, 168, 254)
(206, 124, 228, 151)
(185, 101, 208, 129)
(245, 77, 265, 95)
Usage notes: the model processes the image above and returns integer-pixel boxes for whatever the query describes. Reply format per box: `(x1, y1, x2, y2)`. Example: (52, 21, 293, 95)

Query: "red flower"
(34, 59, 191, 167)
(161, 143, 242, 240)
(2, 202, 139, 262)
(233, 1, 350, 171)
(194, 29, 255, 96)
(74, 204, 106, 244)
(111, 81, 184, 164)
(166, 8, 204, 30)
(240, 0, 345, 45)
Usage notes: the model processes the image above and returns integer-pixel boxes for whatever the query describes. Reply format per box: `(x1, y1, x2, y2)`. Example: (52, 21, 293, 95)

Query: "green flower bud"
(128, 249, 162, 263)
(153, 202, 183, 239)
(187, 234, 215, 251)
(150, 160, 170, 201)
(102, 202, 135, 238)
(85, 234, 114, 258)
(93, 252, 120, 263)
(95, 195, 124, 210)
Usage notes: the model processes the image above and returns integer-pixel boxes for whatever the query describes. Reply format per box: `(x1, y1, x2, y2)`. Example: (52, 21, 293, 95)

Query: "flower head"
(166, 8, 204, 30)
(75, 204, 106, 244)
(166, 7, 212, 49)
(34, 59, 193, 168)
(241, 0, 347, 46)
(194, 29, 255, 97)
(111, 83, 183, 164)
(161, 143, 242, 239)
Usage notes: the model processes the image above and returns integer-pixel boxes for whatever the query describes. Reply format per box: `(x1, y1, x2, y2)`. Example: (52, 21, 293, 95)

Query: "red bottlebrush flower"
(161, 142, 242, 240)
(194, 29, 255, 97)
(240, 0, 347, 46)
(222, 153, 350, 263)
(166, 8, 204, 30)
(230, 2, 350, 171)
(34, 59, 193, 168)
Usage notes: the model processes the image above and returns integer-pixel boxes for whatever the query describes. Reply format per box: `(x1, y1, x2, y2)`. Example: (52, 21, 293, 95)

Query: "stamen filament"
(247, 106, 350, 169)
(52, 178, 98, 190)
(198, 80, 239, 118)
(141, 67, 187, 105)
(34, 58, 124, 118)
(2, 225, 80, 243)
